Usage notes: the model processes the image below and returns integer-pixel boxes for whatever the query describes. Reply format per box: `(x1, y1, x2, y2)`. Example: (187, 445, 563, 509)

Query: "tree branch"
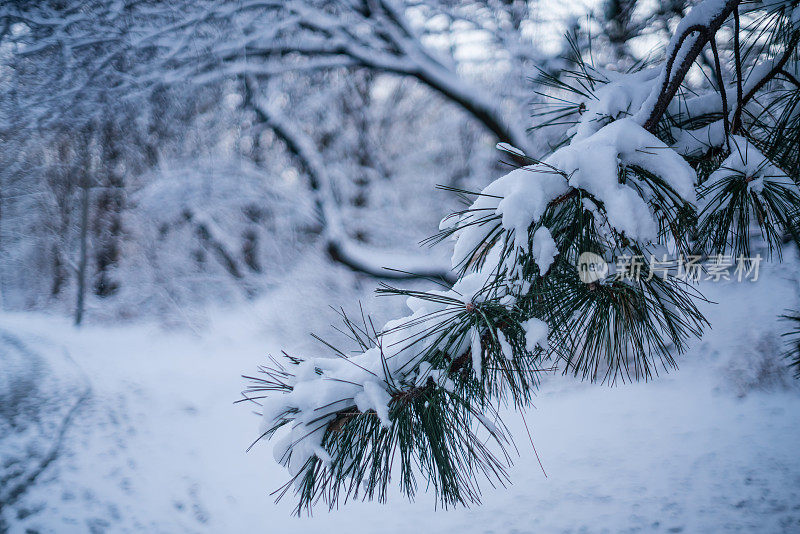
(243, 82, 455, 283)
(732, 6, 743, 131)
(710, 36, 731, 147)
(732, 32, 800, 133)
(640, 0, 740, 132)
(779, 69, 800, 89)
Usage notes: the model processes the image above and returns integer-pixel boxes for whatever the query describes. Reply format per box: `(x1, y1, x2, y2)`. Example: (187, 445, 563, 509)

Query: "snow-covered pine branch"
(245, 0, 800, 513)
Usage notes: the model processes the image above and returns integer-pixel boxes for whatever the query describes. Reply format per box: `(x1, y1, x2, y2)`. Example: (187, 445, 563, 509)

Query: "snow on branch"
(636, 0, 740, 131)
(248, 97, 454, 282)
(187, 0, 532, 152)
(244, 0, 800, 513)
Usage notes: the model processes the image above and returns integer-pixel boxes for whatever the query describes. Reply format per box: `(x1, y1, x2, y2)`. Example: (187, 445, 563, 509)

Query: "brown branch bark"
(642, 0, 740, 132)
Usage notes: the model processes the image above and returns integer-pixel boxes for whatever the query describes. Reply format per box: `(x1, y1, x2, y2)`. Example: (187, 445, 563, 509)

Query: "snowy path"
(1, 265, 799, 533)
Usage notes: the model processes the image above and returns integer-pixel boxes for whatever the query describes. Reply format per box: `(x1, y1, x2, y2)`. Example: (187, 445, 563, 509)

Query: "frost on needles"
(243, 0, 800, 514)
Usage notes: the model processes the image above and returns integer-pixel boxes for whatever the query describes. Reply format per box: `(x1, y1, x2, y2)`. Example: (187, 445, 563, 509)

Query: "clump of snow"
(471, 327, 483, 377)
(702, 136, 798, 198)
(455, 119, 696, 275)
(522, 318, 549, 352)
(547, 119, 697, 241)
(451, 165, 569, 269)
(570, 68, 660, 142)
(496, 142, 526, 157)
(531, 227, 558, 274)
(495, 168, 570, 254)
(672, 120, 726, 156)
(354, 381, 393, 427)
(497, 330, 514, 360)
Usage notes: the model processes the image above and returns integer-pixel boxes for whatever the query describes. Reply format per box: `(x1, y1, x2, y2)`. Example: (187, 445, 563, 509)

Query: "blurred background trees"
(0, 0, 696, 324)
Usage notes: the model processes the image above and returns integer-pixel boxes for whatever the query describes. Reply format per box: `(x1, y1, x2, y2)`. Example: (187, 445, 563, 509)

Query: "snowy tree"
(244, 0, 800, 513)
(0, 0, 700, 316)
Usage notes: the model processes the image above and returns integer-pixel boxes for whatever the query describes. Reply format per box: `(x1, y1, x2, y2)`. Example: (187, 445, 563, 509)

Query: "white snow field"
(1, 259, 799, 533)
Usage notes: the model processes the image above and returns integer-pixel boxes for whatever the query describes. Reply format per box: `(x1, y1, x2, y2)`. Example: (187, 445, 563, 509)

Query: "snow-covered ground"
(1, 259, 799, 533)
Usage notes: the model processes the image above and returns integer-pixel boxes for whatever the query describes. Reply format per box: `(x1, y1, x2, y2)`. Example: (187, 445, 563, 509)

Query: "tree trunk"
(74, 145, 91, 326)
(93, 122, 124, 298)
